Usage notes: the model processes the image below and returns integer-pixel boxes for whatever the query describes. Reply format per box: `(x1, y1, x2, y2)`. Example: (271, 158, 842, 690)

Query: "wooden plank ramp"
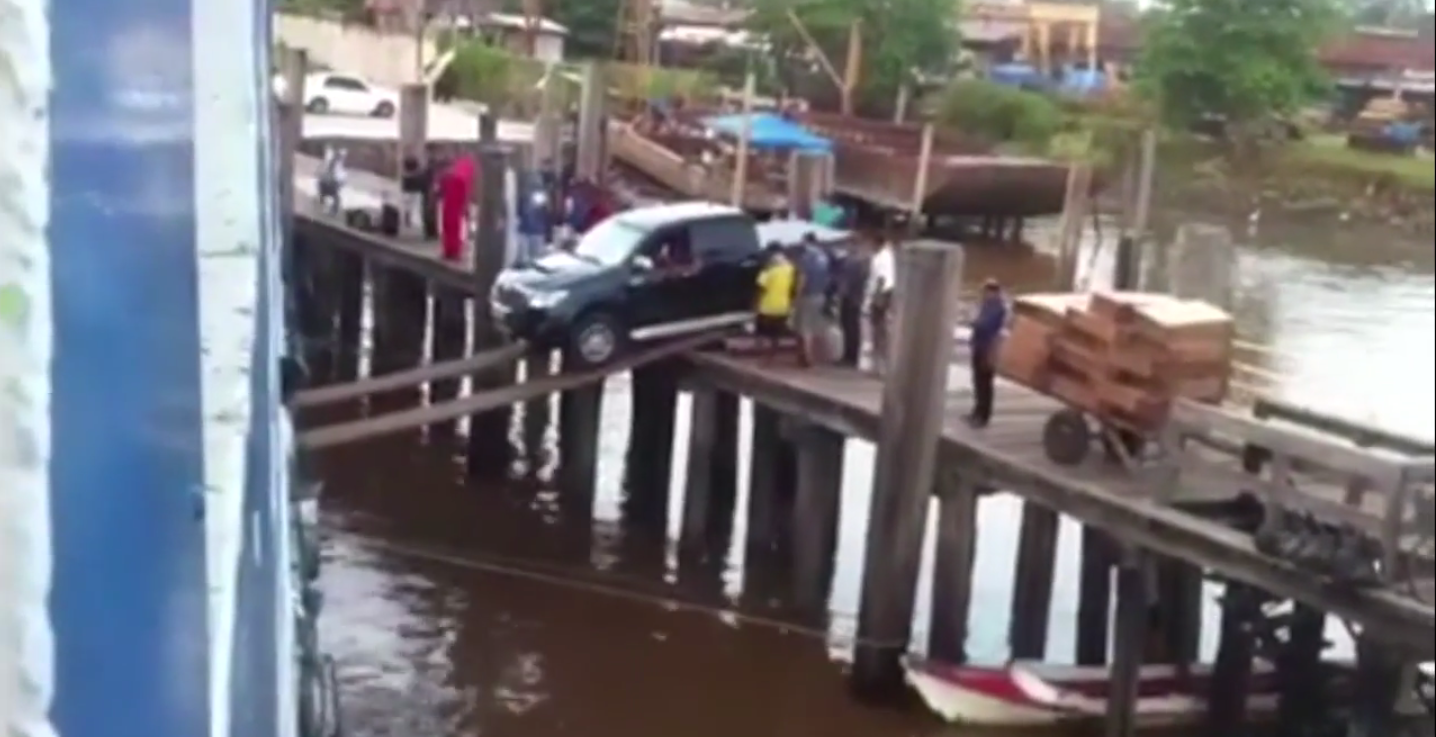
(299, 332, 725, 450)
(292, 343, 528, 409)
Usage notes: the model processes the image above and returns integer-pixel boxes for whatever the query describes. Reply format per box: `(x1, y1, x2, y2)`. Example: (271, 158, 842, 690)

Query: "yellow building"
(962, 1, 1102, 73)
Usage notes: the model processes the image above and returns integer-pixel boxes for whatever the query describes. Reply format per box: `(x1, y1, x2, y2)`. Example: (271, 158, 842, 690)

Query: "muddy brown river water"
(312, 213, 1433, 737)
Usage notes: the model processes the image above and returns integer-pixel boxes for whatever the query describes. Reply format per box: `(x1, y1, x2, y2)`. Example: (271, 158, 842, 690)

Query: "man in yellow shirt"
(754, 242, 795, 358)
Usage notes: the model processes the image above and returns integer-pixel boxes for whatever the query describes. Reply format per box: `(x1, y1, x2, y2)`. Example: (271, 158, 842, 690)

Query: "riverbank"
(1137, 136, 1435, 233)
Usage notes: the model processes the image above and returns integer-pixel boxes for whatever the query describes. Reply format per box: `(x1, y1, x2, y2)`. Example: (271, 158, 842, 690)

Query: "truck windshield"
(572, 217, 648, 267)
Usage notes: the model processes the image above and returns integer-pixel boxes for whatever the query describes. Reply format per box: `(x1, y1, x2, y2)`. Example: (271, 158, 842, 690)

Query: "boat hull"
(905, 659, 1282, 728)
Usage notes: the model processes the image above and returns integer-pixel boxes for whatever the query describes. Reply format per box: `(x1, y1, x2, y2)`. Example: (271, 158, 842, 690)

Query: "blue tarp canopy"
(701, 112, 833, 152)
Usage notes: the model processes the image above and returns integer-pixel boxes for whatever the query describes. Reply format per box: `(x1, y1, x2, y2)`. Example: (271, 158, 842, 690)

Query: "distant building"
(363, 1, 567, 63)
(659, 0, 749, 29)
(956, 2, 1435, 83)
(462, 12, 568, 63)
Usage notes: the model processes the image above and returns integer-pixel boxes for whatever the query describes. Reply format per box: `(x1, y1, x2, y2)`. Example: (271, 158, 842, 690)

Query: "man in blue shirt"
(791, 233, 833, 366)
(967, 278, 1008, 428)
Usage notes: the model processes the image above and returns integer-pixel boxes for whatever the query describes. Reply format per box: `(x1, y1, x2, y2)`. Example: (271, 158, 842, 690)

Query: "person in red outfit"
(438, 154, 476, 262)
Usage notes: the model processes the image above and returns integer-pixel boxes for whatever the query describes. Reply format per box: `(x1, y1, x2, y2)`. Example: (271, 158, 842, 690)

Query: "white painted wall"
(274, 13, 436, 87)
(0, 1, 55, 735)
(535, 34, 565, 64)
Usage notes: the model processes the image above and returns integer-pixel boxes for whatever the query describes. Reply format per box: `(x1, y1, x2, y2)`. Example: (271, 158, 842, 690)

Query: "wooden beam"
(730, 72, 755, 207)
(293, 343, 526, 409)
(840, 20, 862, 115)
(785, 9, 846, 91)
(909, 123, 934, 218)
(1170, 399, 1406, 487)
(300, 332, 726, 450)
(295, 213, 475, 294)
(1255, 397, 1435, 456)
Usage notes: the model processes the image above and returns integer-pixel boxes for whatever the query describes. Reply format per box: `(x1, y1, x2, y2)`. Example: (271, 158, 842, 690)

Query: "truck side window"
(645, 228, 695, 270)
(691, 217, 753, 262)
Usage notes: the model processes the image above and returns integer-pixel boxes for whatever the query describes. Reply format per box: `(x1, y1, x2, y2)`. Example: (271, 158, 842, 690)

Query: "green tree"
(1136, 0, 1339, 144)
(501, 0, 624, 59)
(746, 0, 957, 113)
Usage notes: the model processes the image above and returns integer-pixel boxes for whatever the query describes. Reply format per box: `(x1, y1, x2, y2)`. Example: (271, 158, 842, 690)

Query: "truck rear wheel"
(567, 311, 624, 368)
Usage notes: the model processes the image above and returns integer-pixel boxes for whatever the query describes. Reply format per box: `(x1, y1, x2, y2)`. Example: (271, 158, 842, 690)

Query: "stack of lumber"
(997, 291, 1235, 432)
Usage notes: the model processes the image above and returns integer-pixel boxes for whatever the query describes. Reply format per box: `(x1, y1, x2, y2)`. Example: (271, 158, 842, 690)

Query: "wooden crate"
(997, 314, 1058, 390)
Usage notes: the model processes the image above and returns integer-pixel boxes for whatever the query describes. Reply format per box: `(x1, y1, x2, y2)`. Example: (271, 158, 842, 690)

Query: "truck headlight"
(526, 290, 568, 309)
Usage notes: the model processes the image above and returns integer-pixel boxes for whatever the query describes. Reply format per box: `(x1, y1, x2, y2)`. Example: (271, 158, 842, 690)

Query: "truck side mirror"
(632, 255, 654, 271)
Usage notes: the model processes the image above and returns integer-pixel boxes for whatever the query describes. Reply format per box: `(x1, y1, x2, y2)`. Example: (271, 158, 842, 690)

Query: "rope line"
(333, 530, 910, 651)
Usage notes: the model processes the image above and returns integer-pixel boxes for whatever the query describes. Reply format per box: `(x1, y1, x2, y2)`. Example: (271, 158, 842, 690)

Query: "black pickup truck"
(489, 201, 847, 366)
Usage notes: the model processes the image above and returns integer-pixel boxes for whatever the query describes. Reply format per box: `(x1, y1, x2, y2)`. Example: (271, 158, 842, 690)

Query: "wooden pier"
(275, 50, 1434, 737)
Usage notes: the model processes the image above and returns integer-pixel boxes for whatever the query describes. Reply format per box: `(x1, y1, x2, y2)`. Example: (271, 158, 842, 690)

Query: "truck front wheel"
(567, 311, 624, 368)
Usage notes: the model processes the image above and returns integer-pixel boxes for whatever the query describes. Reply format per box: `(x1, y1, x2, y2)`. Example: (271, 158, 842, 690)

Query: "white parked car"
(273, 72, 397, 118)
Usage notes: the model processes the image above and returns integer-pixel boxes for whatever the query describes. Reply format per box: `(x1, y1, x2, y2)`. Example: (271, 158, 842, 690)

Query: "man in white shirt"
(317, 146, 346, 216)
(865, 239, 897, 375)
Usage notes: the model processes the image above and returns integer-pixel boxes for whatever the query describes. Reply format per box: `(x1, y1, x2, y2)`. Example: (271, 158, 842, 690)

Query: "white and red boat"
(904, 658, 1287, 728)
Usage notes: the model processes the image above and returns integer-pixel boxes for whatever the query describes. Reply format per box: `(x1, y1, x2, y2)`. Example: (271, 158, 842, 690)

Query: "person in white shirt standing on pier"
(865, 237, 896, 375)
(317, 146, 347, 216)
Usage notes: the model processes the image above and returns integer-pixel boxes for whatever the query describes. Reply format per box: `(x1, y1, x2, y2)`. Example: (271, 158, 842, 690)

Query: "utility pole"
(522, 0, 542, 58)
(409, 0, 425, 83)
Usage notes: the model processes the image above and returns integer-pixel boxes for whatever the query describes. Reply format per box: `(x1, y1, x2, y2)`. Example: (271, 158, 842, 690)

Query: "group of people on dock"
(319, 146, 620, 264)
(752, 233, 1008, 428)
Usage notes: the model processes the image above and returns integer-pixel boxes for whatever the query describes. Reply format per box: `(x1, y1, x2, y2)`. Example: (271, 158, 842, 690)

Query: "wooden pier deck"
(689, 349, 1436, 654)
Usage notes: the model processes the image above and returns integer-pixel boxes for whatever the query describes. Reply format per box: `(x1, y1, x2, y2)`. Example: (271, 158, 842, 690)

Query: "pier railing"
(1160, 399, 1434, 600)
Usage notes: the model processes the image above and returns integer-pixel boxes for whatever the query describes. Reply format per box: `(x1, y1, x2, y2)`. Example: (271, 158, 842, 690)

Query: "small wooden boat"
(904, 658, 1285, 728)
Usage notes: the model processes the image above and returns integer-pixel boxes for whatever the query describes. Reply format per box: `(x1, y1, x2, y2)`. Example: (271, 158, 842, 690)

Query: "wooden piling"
(332, 250, 364, 383)
(851, 241, 963, 700)
(681, 387, 740, 555)
(1276, 603, 1327, 737)
(291, 233, 329, 381)
(305, 246, 337, 385)
(532, 62, 560, 168)
(477, 111, 498, 144)
(1149, 557, 1203, 665)
(745, 405, 796, 559)
(1205, 581, 1259, 734)
(575, 62, 607, 179)
(787, 150, 828, 221)
(277, 46, 305, 285)
(426, 289, 468, 440)
(398, 83, 428, 179)
(1008, 503, 1059, 660)
(928, 473, 980, 664)
(1055, 164, 1093, 290)
(521, 351, 553, 466)
(553, 62, 608, 502)
(1349, 636, 1404, 737)
(388, 270, 429, 411)
(1075, 526, 1115, 665)
(557, 378, 603, 517)
(467, 144, 515, 477)
(624, 361, 680, 531)
(366, 266, 402, 409)
(1104, 551, 1149, 737)
(791, 424, 845, 609)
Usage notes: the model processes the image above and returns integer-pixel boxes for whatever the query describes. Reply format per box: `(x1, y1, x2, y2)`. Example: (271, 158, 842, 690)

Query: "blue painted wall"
(48, 0, 291, 732)
(49, 0, 211, 731)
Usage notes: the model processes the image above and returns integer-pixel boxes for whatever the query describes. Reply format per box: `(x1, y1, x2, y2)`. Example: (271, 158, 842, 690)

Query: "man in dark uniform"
(967, 278, 1009, 428)
(833, 240, 871, 366)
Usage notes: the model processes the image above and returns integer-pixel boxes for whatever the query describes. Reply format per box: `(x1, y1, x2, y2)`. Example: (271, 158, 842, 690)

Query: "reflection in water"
(315, 214, 1433, 737)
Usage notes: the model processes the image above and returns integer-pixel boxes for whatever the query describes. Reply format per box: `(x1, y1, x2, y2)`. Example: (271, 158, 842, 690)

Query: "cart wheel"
(1043, 409, 1092, 466)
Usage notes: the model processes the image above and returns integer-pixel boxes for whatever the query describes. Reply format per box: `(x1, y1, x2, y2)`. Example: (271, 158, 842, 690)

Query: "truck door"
(690, 216, 765, 317)
(624, 225, 705, 339)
